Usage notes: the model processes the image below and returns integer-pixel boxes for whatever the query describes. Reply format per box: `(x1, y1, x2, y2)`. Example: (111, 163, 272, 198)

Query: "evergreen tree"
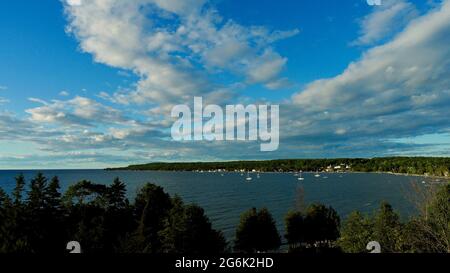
(372, 202, 402, 253)
(0, 189, 30, 253)
(107, 178, 128, 210)
(338, 211, 374, 253)
(44, 176, 62, 211)
(27, 173, 47, 210)
(12, 174, 25, 207)
(41, 176, 66, 253)
(128, 183, 172, 253)
(235, 208, 280, 253)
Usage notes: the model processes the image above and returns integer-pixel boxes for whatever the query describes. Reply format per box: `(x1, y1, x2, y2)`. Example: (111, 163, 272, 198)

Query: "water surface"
(0, 170, 435, 241)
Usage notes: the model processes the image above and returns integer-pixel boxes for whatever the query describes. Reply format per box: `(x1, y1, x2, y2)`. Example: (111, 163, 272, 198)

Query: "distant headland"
(107, 157, 450, 178)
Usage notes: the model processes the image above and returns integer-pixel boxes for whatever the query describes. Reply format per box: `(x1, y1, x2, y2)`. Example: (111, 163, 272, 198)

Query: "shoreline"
(106, 169, 450, 180)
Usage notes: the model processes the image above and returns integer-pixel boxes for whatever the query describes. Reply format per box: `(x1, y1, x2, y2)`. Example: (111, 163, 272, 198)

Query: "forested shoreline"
(108, 157, 450, 178)
(0, 173, 449, 253)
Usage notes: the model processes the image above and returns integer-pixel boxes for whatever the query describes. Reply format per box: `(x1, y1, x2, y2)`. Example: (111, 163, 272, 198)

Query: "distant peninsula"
(107, 157, 450, 178)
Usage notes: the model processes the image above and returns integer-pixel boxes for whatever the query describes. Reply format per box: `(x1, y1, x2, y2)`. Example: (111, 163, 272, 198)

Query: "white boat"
(314, 171, 321, 178)
(246, 173, 253, 181)
(298, 171, 305, 181)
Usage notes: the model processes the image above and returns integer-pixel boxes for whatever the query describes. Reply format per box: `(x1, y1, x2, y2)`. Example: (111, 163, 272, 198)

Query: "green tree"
(372, 202, 402, 253)
(235, 208, 281, 253)
(285, 211, 305, 251)
(127, 183, 172, 253)
(107, 178, 128, 210)
(63, 180, 108, 207)
(0, 185, 30, 253)
(303, 204, 340, 249)
(403, 183, 450, 253)
(160, 198, 227, 253)
(41, 176, 66, 253)
(104, 178, 133, 252)
(44, 176, 62, 211)
(27, 173, 47, 210)
(338, 211, 373, 253)
(12, 174, 26, 207)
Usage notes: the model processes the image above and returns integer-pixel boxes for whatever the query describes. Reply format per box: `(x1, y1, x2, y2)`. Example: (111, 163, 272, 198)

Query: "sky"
(0, 0, 449, 169)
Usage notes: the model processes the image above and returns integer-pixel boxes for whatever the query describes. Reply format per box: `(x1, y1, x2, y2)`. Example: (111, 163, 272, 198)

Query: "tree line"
(0, 173, 448, 253)
(109, 157, 450, 177)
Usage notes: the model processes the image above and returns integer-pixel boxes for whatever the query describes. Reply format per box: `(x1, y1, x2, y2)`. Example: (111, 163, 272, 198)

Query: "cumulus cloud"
(26, 96, 130, 126)
(289, 0, 450, 149)
(352, 0, 418, 46)
(63, 0, 298, 108)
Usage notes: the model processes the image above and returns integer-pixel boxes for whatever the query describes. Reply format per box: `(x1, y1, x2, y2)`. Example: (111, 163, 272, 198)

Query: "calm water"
(0, 170, 436, 242)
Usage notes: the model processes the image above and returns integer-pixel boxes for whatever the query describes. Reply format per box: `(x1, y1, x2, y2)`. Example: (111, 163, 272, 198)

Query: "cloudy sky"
(0, 0, 449, 169)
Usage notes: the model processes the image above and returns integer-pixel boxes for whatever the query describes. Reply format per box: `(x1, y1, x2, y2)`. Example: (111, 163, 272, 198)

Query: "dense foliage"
(110, 157, 450, 177)
(234, 208, 281, 253)
(337, 184, 450, 253)
(0, 174, 226, 253)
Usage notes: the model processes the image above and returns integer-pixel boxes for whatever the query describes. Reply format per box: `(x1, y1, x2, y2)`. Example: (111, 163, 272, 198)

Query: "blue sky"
(0, 0, 449, 169)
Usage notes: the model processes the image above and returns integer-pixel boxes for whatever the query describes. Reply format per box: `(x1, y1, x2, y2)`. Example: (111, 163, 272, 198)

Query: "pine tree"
(107, 178, 128, 210)
(45, 176, 62, 211)
(28, 173, 47, 210)
(12, 174, 26, 207)
(373, 202, 402, 253)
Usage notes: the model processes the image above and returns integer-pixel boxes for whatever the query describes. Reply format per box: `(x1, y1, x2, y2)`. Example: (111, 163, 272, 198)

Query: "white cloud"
(59, 90, 70, 96)
(0, 86, 7, 91)
(352, 0, 418, 46)
(26, 96, 130, 126)
(28, 97, 49, 105)
(246, 49, 287, 85)
(265, 78, 292, 90)
(290, 0, 450, 143)
(63, 0, 298, 108)
(67, 0, 82, 6)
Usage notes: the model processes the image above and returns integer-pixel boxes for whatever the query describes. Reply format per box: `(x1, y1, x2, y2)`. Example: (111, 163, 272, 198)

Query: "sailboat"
(246, 172, 253, 181)
(314, 171, 321, 178)
(298, 171, 305, 181)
